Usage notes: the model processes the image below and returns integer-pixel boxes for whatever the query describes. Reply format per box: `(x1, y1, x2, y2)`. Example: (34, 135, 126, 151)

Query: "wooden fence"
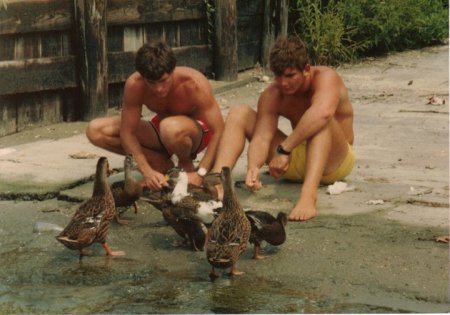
(0, 0, 287, 137)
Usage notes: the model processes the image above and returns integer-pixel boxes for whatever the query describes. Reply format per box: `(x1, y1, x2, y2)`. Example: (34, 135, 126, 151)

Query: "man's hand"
(143, 169, 169, 191)
(269, 154, 290, 179)
(245, 166, 262, 191)
(187, 171, 203, 187)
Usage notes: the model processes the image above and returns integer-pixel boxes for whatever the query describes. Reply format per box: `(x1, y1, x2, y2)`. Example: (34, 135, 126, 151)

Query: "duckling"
(245, 210, 287, 260)
(56, 157, 125, 260)
(206, 167, 251, 280)
(110, 155, 143, 224)
(142, 168, 221, 251)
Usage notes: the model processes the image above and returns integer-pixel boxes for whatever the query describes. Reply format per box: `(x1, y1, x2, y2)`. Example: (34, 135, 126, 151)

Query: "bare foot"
(288, 196, 317, 221)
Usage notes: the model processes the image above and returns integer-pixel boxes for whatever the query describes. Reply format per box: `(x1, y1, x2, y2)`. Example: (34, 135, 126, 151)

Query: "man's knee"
(85, 118, 107, 145)
(159, 117, 189, 141)
(226, 104, 254, 126)
(159, 117, 195, 152)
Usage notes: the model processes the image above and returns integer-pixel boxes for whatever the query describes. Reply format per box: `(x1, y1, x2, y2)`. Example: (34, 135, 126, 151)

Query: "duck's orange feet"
(115, 214, 130, 225)
(228, 266, 244, 276)
(171, 238, 188, 247)
(102, 243, 125, 257)
(252, 246, 267, 260)
(78, 249, 93, 260)
(209, 268, 220, 281)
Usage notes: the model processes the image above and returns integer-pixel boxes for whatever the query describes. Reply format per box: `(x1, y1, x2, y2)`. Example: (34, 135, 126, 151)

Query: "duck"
(56, 157, 125, 260)
(110, 155, 143, 224)
(142, 167, 222, 251)
(205, 166, 251, 280)
(244, 210, 287, 259)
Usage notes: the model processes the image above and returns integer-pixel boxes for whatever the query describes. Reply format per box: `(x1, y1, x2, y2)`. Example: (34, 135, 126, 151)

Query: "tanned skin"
(210, 64, 353, 221)
(86, 67, 224, 191)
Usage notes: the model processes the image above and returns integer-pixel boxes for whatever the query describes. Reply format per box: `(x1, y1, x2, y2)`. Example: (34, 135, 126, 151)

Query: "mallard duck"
(206, 166, 251, 280)
(56, 157, 125, 260)
(110, 155, 143, 224)
(245, 210, 287, 259)
(142, 168, 222, 251)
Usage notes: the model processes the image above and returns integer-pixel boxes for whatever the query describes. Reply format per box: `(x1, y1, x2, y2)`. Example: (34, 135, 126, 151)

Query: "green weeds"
(289, 0, 448, 65)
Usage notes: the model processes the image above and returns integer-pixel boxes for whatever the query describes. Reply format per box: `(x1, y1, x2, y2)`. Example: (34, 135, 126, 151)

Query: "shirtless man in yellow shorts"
(209, 36, 354, 221)
(86, 42, 224, 191)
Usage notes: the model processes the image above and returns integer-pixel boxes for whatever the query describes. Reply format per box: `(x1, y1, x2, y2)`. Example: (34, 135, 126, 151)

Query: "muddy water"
(0, 197, 448, 313)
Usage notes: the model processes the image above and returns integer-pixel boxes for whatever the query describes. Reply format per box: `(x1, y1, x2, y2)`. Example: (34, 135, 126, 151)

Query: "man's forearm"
(121, 132, 152, 175)
(197, 131, 221, 171)
(247, 139, 269, 170)
(282, 108, 330, 152)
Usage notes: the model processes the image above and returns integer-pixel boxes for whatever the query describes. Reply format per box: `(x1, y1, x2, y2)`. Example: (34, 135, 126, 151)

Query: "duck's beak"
(159, 174, 170, 185)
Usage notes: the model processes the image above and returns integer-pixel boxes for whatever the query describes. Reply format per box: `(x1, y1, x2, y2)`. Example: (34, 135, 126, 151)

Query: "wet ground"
(0, 193, 448, 313)
(0, 44, 449, 313)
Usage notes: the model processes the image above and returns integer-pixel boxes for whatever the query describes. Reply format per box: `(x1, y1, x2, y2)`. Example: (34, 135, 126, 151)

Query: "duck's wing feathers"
(245, 210, 276, 230)
(111, 180, 124, 190)
(58, 196, 111, 246)
(187, 184, 218, 201)
(207, 218, 250, 268)
(245, 210, 287, 246)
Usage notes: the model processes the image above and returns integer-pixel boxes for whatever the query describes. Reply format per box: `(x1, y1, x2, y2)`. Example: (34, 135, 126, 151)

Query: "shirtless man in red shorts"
(86, 42, 224, 191)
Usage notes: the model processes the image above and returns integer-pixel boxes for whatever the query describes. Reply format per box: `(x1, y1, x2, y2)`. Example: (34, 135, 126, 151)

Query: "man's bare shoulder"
(311, 66, 343, 87)
(125, 72, 146, 90)
(175, 67, 210, 87)
(258, 83, 284, 111)
(261, 83, 283, 101)
(173, 67, 213, 103)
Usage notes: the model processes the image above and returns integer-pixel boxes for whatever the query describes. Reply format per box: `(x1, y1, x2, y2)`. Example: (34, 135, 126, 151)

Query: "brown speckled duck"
(245, 210, 287, 259)
(144, 168, 221, 251)
(56, 157, 125, 260)
(206, 166, 251, 280)
(110, 155, 143, 224)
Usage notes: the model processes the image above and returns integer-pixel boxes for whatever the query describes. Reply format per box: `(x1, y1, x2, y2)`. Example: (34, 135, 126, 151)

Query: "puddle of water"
(0, 247, 410, 314)
(1, 200, 446, 313)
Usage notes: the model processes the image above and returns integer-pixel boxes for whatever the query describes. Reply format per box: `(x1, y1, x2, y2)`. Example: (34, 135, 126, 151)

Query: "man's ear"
(303, 64, 311, 76)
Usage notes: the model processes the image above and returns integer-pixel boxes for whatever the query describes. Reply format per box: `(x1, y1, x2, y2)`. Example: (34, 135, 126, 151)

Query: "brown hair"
(135, 42, 177, 81)
(269, 36, 310, 76)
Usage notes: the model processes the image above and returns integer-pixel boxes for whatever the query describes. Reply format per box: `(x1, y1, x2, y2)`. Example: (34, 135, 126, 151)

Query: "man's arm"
(246, 89, 279, 189)
(280, 70, 342, 152)
(193, 81, 224, 171)
(120, 77, 166, 190)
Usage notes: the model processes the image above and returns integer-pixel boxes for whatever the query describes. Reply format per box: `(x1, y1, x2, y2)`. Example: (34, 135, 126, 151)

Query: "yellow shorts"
(283, 143, 355, 185)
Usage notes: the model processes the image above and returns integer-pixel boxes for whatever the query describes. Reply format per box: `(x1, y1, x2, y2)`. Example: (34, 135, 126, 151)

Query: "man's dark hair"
(135, 42, 177, 81)
(269, 36, 310, 76)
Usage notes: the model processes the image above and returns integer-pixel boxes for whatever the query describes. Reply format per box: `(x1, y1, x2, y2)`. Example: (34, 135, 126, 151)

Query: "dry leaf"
(427, 95, 446, 105)
(69, 151, 98, 159)
(435, 235, 449, 243)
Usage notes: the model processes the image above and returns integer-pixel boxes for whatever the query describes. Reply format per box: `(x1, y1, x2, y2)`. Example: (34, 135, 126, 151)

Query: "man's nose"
(279, 77, 288, 87)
